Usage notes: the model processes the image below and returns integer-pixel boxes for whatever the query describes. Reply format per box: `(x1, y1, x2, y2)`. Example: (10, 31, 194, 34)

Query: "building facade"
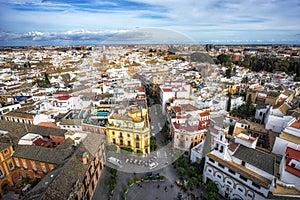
(106, 105, 150, 154)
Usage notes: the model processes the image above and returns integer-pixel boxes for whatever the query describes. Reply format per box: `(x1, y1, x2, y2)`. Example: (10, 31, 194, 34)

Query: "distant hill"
(190, 52, 214, 64)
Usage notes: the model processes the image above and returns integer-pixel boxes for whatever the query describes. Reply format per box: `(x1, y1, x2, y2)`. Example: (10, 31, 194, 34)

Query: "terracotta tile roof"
(57, 96, 71, 101)
(162, 88, 172, 92)
(285, 147, 300, 177)
(199, 110, 210, 117)
(290, 121, 300, 129)
(33, 138, 47, 146)
(173, 106, 182, 113)
(228, 142, 240, 152)
(180, 104, 199, 112)
(37, 122, 60, 129)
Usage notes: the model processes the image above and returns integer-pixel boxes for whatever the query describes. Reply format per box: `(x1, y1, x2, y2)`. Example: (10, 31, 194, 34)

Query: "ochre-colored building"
(106, 104, 150, 154)
(0, 142, 14, 198)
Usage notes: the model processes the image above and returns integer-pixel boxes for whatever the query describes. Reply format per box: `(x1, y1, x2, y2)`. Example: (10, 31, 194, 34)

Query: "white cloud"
(0, 0, 299, 44)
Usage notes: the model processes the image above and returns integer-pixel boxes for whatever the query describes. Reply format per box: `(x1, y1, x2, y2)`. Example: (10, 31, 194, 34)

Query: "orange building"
(0, 142, 14, 198)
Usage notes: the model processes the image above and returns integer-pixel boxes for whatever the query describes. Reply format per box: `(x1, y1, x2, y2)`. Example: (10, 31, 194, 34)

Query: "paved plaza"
(93, 163, 207, 200)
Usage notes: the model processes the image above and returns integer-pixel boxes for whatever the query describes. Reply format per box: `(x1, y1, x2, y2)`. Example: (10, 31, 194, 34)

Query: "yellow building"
(223, 82, 238, 94)
(106, 104, 150, 154)
(0, 142, 14, 198)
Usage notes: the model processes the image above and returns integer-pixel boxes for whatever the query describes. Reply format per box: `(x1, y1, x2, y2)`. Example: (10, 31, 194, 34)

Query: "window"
(42, 165, 47, 173)
(208, 169, 212, 173)
(127, 134, 130, 137)
(19, 172, 23, 179)
(215, 143, 219, 150)
(227, 181, 232, 185)
(241, 161, 245, 166)
(220, 146, 224, 153)
(218, 163, 225, 168)
(136, 142, 140, 148)
(240, 175, 247, 182)
(0, 169, 4, 178)
(15, 159, 20, 167)
(32, 162, 37, 171)
(228, 169, 235, 175)
(248, 193, 253, 198)
(238, 187, 244, 193)
(112, 131, 115, 135)
(23, 160, 27, 169)
(9, 162, 14, 170)
(252, 182, 261, 189)
(208, 158, 215, 163)
(217, 174, 222, 179)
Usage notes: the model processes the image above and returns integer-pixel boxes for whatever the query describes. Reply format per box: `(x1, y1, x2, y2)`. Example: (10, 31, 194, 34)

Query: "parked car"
(149, 162, 159, 170)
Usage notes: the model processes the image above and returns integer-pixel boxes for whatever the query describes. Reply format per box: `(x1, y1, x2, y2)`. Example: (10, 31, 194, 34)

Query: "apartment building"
(203, 132, 276, 200)
(106, 103, 150, 154)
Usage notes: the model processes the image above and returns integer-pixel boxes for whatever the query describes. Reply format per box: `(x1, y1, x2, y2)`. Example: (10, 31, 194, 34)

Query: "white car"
(149, 162, 159, 170)
(107, 157, 122, 168)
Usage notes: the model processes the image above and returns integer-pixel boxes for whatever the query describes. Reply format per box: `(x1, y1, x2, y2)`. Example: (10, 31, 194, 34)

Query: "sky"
(0, 0, 299, 46)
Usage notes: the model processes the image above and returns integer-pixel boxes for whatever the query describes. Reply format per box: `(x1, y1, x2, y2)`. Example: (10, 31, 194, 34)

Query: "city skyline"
(0, 0, 300, 46)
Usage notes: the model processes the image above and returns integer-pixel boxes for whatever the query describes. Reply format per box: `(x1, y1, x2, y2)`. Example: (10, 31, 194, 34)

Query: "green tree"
(177, 167, 186, 177)
(150, 136, 157, 151)
(187, 177, 198, 187)
(107, 179, 116, 190)
(225, 66, 232, 78)
(196, 174, 203, 182)
(178, 156, 189, 168)
(228, 125, 235, 135)
(246, 94, 253, 116)
(217, 54, 232, 65)
(241, 76, 249, 84)
(226, 92, 232, 112)
(109, 168, 117, 177)
(188, 166, 197, 177)
(208, 192, 220, 200)
(205, 181, 218, 193)
(44, 72, 51, 86)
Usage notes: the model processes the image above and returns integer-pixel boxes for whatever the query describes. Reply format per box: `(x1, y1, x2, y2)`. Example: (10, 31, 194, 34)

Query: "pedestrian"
(157, 184, 160, 189)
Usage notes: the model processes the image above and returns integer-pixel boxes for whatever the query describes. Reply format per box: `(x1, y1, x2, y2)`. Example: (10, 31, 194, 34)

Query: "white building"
(159, 83, 191, 115)
(0, 103, 21, 116)
(203, 132, 276, 200)
(272, 120, 300, 192)
(18, 133, 43, 146)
